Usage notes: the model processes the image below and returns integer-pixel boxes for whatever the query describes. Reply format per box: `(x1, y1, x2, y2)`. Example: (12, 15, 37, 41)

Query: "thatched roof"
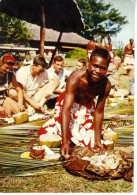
(28, 23, 89, 46)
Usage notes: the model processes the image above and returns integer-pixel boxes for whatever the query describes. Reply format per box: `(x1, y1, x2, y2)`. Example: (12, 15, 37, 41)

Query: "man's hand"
(60, 142, 70, 159)
(17, 103, 25, 112)
(0, 106, 10, 118)
(94, 141, 104, 149)
(32, 103, 42, 112)
(94, 141, 105, 154)
(44, 92, 52, 99)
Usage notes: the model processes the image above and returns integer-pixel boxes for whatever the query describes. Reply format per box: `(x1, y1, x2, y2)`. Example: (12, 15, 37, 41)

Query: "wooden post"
(49, 31, 63, 67)
(39, 0, 45, 56)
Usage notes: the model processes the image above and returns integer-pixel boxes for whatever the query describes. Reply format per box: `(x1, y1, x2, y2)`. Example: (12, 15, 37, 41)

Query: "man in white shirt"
(46, 55, 72, 108)
(47, 55, 71, 93)
(9, 55, 59, 113)
(106, 56, 129, 97)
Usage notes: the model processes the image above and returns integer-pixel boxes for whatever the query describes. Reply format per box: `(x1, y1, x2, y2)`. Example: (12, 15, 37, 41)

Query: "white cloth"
(124, 54, 134, 70)
(16, 65, 54, 97)
(47, 66, 72, 90)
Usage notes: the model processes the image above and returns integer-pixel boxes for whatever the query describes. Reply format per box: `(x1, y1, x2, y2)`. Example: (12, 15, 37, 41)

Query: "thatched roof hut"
(28, 23, 89, 49)
(0, 0, 84, 55)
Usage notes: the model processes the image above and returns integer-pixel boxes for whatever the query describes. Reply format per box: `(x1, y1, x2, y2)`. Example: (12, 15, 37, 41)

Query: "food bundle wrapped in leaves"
(63, 146, 133, 182)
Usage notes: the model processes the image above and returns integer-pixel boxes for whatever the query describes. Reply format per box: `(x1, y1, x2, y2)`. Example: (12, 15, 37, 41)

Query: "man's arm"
(0, 106, 9, 118)
(11, 74, 25, 112)
(123, 45, 128, 59)
(44, 76, 60, 96)
(94, 80, 111, 148)
(23, 90, 42, 111)
(60, 72, 79, 156)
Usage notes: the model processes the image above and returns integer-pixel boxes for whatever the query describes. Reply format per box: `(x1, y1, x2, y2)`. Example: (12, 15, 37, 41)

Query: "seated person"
(72, 58, 87, 71)
(106, 56, 129, 97)
(0, 53, 25, 118)
(46, 55, 72, 108)
(8, 55, 59, 114)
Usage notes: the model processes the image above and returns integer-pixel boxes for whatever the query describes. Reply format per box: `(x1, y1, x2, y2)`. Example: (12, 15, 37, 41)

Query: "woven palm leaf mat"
(0, 103, 134, 177)
(104, 103, 134, 144)
(0, 119, 62, 176)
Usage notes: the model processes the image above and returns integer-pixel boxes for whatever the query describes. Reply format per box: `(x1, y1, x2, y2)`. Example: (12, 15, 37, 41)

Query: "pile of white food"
(82, 152, 122, 170)
(4, 117, 14, 124)
(29, 113, 49, 121)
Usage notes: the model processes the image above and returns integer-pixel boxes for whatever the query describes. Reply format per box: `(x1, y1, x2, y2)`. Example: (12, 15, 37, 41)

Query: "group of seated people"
(0, 48, 134, 156)
(0, 48, 134, 119)
(0, 52, 87, 118)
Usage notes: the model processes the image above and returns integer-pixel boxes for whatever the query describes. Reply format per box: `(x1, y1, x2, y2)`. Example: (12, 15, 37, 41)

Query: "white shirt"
(16, 65, 53, 97)
(47, 66, 72, 90)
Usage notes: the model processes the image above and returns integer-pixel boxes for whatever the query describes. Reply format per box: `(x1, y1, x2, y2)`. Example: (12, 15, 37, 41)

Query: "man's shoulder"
(18, 65, 31, 72)
(16, 65, 31, 77)
(47, 67, 52, 71)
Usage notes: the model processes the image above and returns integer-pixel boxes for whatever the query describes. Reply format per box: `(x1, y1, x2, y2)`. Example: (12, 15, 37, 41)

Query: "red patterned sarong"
(37, 92, 96, 147)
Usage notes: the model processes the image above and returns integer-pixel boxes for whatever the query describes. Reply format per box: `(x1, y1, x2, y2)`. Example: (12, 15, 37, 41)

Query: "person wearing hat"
(0, 53, 25, 118)
(9, 55, 59, 114)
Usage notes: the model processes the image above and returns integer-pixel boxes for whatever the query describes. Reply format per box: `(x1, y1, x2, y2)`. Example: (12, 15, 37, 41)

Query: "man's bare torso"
(125, 44, 134, 55)
(87, 41, 96, 51)
(69, 71, 105, 106)
(105, 43, 112, 52)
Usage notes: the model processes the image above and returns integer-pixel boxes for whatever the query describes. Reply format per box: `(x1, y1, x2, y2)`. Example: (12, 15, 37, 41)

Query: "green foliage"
(113, 48, 124, 58)
(76, 0, 128, 39)
(0, 13, 31, 45)
(65, 47, 87, 59)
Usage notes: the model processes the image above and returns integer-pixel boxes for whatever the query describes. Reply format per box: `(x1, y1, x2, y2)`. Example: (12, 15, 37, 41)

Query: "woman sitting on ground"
(0, 53, 25, 118)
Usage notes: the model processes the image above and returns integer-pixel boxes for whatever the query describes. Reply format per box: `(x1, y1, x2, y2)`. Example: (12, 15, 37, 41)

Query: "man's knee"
(8, 88, 18, 99)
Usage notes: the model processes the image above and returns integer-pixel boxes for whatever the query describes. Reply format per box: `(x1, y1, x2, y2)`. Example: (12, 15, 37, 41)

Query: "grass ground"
(0, 58, 134, 193)
(0, 144, 133, 193)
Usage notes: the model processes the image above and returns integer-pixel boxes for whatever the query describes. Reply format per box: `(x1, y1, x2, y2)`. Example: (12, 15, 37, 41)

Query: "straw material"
(0, 104, 134, 176)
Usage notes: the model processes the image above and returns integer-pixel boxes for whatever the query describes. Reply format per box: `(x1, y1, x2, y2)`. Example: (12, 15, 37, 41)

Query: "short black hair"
(90, 48, 111, 66)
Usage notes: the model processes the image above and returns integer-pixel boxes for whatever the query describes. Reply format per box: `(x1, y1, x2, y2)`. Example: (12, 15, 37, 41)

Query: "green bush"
(113, 48, 124, 58)
(65, 47, 87, 59)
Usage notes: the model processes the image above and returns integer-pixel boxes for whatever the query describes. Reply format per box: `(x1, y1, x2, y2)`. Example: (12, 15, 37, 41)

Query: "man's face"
(32, 64, 45, 76)
(108, 39, 111, 44)
(0, 63, 14, 74)
(53, 60, 64, 74)
(88, 56, 108, 82)
(76, 61, 85, 70)
(130, 39, 134, 45)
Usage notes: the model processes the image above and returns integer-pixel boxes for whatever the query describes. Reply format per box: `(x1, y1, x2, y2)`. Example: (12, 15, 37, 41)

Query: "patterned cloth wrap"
(37, 92, 96, 147)
(124, 54, 134, 71)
